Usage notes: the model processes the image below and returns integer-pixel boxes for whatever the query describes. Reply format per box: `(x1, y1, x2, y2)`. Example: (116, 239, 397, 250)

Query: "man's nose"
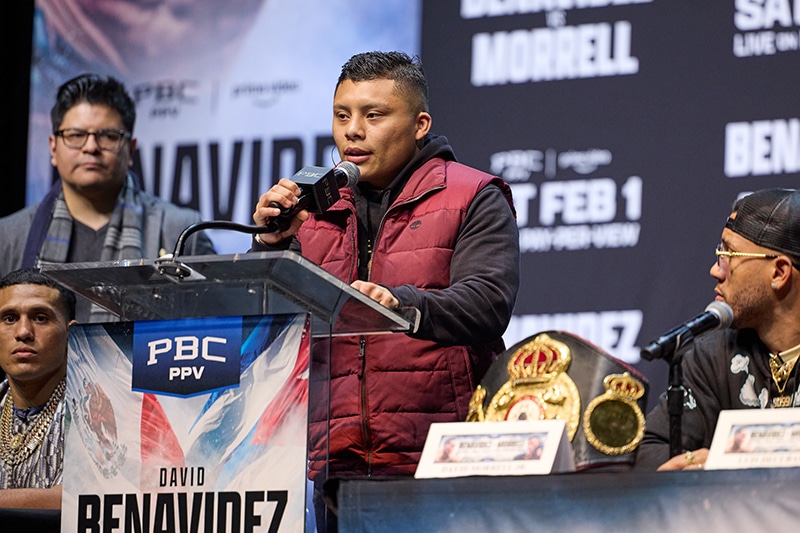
(710, 259, 725, 281)
(14, 318, 34, 341)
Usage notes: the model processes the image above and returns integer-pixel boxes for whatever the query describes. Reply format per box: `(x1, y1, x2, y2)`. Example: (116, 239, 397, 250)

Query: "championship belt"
(467, 330, 649, 470)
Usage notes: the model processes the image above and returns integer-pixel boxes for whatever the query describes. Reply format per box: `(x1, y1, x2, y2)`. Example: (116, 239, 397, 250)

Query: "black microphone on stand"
(640, 301, 734, 361)
(639, 300, 734, 459)
(265, 161, 360, 233)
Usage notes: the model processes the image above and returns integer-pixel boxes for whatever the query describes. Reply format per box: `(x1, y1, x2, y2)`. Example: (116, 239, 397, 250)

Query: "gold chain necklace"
(769, 353, 799, 394)
(0, 379, 66, 466)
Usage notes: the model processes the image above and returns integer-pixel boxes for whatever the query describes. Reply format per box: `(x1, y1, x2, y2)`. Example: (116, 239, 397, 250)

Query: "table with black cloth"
(331, 468, 800, 533)
(0, 508, 60, 532)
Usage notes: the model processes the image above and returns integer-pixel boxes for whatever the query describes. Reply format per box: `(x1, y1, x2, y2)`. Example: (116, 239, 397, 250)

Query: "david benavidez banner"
(61, 314, 310, 532)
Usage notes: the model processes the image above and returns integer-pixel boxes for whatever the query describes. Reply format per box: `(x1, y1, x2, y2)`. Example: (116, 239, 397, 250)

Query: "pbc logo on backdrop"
(132, 316, 242, 397)
(132, 81, 199, 105)
(132, 80, 199, 119)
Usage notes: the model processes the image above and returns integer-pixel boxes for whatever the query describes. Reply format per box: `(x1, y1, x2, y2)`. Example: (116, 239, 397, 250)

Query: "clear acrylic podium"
(41, 251, 416, 532)
(40, 250, 418, 337)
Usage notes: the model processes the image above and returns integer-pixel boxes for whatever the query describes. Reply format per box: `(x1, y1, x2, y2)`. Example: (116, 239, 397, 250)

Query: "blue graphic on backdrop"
(132, 316, 243, 397)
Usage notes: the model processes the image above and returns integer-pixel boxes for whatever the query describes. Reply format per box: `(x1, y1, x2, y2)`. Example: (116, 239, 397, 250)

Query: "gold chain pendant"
(9, 433, 23, 450)
(773, 395, 793, 408)
(769, 354, 798, 396)
(0, 379, 66, 465)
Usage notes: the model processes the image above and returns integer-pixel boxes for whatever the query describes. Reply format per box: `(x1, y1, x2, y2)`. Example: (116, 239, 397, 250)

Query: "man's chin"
(730, 317, 751, 331)
(64, 175, 124, 192)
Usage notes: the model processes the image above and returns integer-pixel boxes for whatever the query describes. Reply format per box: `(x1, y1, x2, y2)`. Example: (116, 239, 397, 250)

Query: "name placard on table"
(414, 420, 574, 479)
(706, 408, 800, 470)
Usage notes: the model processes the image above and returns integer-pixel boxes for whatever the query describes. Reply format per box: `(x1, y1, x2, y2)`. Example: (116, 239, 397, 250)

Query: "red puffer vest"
(299, 157, 508, 479)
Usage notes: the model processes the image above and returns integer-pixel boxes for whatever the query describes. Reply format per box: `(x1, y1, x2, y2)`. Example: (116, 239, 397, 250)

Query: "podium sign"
(42, 251, 415, 532)
(61, 314, 309, 532)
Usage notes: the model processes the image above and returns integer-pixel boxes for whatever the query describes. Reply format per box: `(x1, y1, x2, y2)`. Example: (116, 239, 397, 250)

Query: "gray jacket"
(0, 192, 216, 277)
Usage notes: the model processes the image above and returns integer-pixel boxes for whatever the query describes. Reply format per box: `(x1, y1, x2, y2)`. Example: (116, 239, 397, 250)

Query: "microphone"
(265, 161, 360, 233)
(640, 301, 734, 361)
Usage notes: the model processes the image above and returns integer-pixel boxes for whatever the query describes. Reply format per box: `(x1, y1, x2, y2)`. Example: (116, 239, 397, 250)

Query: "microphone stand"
(155, 221, 271, 280)
(666, 331, 695, 458)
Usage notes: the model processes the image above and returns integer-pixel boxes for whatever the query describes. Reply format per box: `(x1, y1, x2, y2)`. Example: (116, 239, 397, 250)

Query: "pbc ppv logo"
(132, 317, 243, 397)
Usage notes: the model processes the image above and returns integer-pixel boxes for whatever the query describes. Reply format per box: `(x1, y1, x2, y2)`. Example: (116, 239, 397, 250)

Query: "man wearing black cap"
(636, 188, 800, 470)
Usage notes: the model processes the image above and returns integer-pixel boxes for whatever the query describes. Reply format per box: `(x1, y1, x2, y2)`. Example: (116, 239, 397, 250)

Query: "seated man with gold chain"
(0, 268, 75, 509)
(637, 188, 800, 470)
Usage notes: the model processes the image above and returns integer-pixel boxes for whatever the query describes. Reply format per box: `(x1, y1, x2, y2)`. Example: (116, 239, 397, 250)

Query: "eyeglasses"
(55, 128, 130, 152)
(715, 244, 778, 269)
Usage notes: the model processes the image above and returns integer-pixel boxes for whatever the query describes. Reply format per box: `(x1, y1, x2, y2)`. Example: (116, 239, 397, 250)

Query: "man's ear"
(49, 135, 58, 166)
(414, 112, 432, 141)
(127, 138, 138, 167)
(771, 256, 794, 292)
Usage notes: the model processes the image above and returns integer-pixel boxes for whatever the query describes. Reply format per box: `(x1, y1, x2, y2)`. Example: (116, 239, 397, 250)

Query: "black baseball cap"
(726, 188, 800, 260)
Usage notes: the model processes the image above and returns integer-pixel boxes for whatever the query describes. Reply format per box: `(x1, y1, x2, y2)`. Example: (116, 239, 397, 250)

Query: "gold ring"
(685, 450, 695, 465)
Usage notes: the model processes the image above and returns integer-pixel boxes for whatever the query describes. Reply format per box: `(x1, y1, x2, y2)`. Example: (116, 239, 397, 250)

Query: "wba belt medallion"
(468, 333, 581, 440)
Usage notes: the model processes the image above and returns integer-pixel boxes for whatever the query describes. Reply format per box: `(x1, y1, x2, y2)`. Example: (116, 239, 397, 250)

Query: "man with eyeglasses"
(636, 188, 800, 470)
(0, 74, 215, 322)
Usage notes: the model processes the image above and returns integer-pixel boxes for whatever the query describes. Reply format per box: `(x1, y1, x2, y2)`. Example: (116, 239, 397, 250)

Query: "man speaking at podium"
(637, 188, 800, 470)
(252, 51, 519, 527)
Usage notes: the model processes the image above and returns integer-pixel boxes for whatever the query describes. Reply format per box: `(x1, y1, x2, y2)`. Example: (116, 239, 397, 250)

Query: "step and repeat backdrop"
(28, 0, 800, 407)
(27, 0, 421, 254)
(420, 0, 800, 400)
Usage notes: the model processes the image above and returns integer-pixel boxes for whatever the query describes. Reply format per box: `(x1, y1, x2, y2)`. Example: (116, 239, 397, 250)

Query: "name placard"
(414, 420, 574, 479)
(706, 408, 800, 470)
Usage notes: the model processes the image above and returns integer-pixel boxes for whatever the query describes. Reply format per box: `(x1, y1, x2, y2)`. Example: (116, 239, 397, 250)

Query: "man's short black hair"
(0, 269, 77, 322)
(51, 73, 136, 134)
(337, 51, 429, 114)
